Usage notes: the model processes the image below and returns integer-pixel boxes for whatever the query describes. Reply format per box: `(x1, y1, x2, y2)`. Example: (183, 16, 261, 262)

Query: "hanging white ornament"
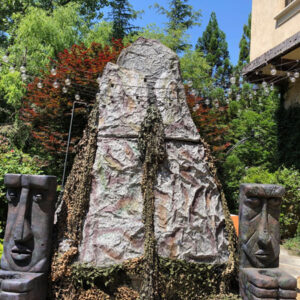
(53, 81, 59, 89)
(21, 73, 27, 81)
(51, 68, 57, 76)
(230, 76, 236, 85)
(270, 66, 277, 76)
(65, 78, 71, 86)
(20, 65, 26, 73)
(2, 54, 9, 63)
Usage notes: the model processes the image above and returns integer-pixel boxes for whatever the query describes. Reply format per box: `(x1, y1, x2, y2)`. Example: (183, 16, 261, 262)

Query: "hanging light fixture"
(37, 81, 43, 89)
(9, 65, 15, 73)
(290, 76, 296, 83)
(20, 65, 26, 73)
(53, 80, 59, 89)
(97, 76, 101, 84)
(62, 86, 68, 93)
(2, 53, 9, 63)
(294, 71, 299, 79)
(236, 94, 241, 101)
(21, 73, 27, 81)
(51, 67, 57, 76)
(230, 76, 236, 85)
(262, 81, 267, 88)
(75, 93, 80, 100)
(205, 99, 210, 106)
(65, 78, 71, 86)
(270, 65, 277, 76)
(228, 88, 232, 95)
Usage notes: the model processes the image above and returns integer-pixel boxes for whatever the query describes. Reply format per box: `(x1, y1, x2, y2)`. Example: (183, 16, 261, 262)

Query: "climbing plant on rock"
(138, 103, 166, 300)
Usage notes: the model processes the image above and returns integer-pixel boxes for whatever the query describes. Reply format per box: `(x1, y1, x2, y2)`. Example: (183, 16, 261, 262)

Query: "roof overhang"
(242, 31, 300, 84)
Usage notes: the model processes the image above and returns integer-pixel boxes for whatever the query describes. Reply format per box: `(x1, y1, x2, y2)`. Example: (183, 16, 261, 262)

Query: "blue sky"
(104, 0, 252, 65)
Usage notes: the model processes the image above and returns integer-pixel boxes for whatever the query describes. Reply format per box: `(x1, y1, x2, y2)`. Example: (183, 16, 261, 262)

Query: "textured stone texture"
(79, 37, 229, 267)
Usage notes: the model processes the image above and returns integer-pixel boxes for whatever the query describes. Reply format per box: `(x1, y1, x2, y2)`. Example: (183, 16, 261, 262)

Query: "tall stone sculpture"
(0, 174, 57, 300)
(79, 37, 229, 266)
(52, 37, 236, 299)
(239, 184, 297, 300)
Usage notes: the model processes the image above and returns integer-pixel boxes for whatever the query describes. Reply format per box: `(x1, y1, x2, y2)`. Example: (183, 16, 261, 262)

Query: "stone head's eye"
(7, 191, 17, 202)
(268, 198, 281, 208)
(33, 193, 43, 202)
(245, 197, 261, 208)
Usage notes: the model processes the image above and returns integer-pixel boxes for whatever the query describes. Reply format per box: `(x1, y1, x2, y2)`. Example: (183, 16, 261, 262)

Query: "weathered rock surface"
(79, 37, 229, 267)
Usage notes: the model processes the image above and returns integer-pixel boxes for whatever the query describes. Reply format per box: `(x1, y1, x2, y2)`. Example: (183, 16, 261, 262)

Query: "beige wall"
(250, 0, 300, 61)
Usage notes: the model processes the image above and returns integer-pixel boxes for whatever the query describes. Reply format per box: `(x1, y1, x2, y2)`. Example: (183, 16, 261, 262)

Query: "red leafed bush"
(185, 89, 231, 158)
(21, 40, 124, 154)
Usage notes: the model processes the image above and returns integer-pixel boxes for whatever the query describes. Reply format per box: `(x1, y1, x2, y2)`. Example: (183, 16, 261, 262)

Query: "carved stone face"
(239, 184, 285, 268)
(1, 174, 57, 273)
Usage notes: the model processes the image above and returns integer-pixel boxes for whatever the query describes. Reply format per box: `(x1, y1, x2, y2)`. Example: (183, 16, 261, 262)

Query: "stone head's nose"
(13, 187, 33, 243)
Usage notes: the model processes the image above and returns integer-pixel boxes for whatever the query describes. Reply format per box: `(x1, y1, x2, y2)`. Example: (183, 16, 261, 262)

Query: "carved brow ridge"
(241, 183, 285, 198)
(4, 174, 56, 190)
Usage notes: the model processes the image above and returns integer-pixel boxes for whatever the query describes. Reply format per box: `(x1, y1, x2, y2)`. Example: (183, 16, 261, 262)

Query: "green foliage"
(109, 0, 140, 39)
(282, 237, 300, 256)
(84, 21, 113, 47)
(124, 24, 190, 53)
(152, 0, 201, 53)
(196, 12, 232, 88)
(0, 239, 3, 258)
(0, 70, 26, 110)
(0, 145, 44, 233)
(242, 166, 300, 239)
(72, 263, 131, 292)
(154, 0, 201, 31)
(0, 0, 109, 46)
(9, 4, 88, 74)
(277, 101, 300, 170)
(71, 258, 235, 300)
(238, 14, 251, 69)
(180, 49, 212, 91)
(220, 89, 280, 212)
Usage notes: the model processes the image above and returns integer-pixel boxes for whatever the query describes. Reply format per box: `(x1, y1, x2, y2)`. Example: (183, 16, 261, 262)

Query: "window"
(286, 0, 295, 6)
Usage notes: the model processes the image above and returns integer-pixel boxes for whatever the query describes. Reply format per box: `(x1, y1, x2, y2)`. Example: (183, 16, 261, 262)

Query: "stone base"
(0, 270, 47, 300)
(239, 268, 297, 300)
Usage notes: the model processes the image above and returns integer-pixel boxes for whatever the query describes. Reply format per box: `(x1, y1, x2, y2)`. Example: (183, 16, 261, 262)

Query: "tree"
(0, 3, 89, 133)
(180, 49, 212, 92)
(220, 87, 280, 212)
(196, 12, 232, 88)
(0, 0, 109, 46)
(186, 89, 231, 157)
(109, 0, 139, 39)
(238, 13, 251, 69)
(21, 40, 124, 157)
(153, 0, 201, 53)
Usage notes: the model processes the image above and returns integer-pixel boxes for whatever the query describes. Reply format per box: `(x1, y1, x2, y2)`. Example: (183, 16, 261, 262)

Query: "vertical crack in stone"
(138, 101, 166, 300)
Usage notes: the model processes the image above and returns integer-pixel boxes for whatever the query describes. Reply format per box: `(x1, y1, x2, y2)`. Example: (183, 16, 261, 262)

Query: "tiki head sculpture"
(239, 183, 285, 269)
(1, 174, 57, 273)
(238, 184, 297, 300)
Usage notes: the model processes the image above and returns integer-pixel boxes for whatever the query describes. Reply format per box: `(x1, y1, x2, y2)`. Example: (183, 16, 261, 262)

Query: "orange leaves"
(186, 89, 231, 157)
(21, 40, 125, 154)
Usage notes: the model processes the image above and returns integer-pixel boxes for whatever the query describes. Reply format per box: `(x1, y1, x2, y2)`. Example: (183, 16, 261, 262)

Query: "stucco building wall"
(250, 0, 300, 61)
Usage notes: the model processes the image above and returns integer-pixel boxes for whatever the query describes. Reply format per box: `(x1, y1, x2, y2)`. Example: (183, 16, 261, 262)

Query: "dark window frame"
(285, 0, 295, 7)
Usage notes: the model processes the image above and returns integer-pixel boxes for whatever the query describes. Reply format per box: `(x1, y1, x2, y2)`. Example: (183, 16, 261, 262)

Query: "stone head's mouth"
(255, 249, 270, 259)
(11, 246, 32, 261)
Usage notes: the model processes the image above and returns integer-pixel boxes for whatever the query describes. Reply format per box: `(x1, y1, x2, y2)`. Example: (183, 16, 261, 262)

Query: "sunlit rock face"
(79, 37, 229, 267)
